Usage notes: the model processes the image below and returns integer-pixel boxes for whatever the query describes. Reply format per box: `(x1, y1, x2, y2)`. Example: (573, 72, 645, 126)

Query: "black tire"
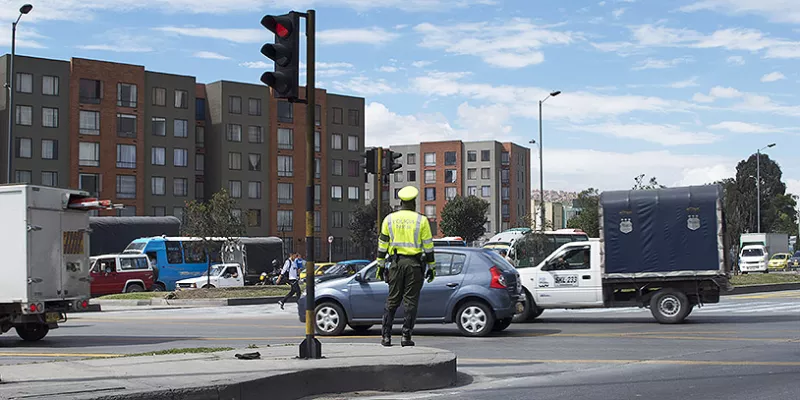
(15, 324, 49, 342)
(125, 283, 144, 293)
(349, 324, 373, 334)
(151, 282, 166, 292)
(649, 289, 691, 324)
(315, 302, 347, 336)
(512, 291, 544, 323)
(455, 301, 495, 337)
(202, 284, 215, 289)
(492, 318, 513, 332)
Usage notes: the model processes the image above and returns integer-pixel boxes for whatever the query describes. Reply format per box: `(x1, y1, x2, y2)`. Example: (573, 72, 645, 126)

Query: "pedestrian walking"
(277, 253, 302, 310)
(376, 185, 436, 347)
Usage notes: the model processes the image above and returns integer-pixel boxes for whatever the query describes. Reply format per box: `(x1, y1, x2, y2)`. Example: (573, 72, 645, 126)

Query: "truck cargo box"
(599, 185, 729, 278)
(89, 216, 181, 256)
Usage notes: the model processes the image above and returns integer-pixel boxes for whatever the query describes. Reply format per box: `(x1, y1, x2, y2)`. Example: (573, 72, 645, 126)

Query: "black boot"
(401, 305, 417, 347)
(381, 306, 397, 347)
(401, 334, 415, 347)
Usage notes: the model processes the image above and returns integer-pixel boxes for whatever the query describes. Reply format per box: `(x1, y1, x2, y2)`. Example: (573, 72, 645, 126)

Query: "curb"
(723, 282, 800, 295)
(92, 352, 457, 400)
(88, 296, 284, 312)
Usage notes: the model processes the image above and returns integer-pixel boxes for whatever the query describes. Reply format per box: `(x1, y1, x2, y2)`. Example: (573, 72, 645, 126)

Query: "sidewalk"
(0, 343, 457, 400)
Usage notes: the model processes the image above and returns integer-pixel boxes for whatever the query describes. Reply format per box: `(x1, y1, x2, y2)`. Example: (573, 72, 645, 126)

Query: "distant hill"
(531, 190, 579, 204)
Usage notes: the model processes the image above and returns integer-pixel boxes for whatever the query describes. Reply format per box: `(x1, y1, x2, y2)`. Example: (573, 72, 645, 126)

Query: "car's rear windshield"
(482, 250, 516, 272)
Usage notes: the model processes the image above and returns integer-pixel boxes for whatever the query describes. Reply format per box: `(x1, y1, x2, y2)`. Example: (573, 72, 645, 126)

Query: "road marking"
(0, 352, 121, 358)
(459, 358, 800, 367)
(735, 291, 800, 299)
(73, 318, 299, 329)
(520, 332, 797, 342)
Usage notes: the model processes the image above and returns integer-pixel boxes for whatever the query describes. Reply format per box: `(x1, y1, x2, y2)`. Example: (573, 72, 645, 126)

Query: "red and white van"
(89, 254, 155, 296)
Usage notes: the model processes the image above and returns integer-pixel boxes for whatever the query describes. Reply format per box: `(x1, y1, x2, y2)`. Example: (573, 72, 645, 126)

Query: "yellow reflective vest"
(377, 209, 435, 264)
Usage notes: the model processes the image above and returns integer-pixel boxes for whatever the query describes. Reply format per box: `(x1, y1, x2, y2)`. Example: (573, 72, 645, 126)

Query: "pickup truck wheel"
(202, 284, 215, 289)
(151, 282, 166, 292)
(650, 289, 691, 324)
(15, 324, 49, 342)
(492, 318, 513, 332)
(512, 291, 544, 323)
(315, 302, 347, 336)
(456, 301, 495, 337)
(125, 283, 144, 293)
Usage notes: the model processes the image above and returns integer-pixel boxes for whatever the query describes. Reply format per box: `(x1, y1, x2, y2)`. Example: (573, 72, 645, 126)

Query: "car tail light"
(490, 266, 507, 289)
(81, 300, 89, 309)
(29, 304, 38, 312)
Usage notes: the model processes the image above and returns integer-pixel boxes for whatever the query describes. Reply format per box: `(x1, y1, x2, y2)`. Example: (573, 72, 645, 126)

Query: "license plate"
(45, 313, 60, 324)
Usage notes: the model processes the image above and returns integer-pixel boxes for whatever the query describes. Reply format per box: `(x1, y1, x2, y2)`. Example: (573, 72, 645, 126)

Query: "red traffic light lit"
(276, 23, 289, 38)
(261, 14, 295, 38)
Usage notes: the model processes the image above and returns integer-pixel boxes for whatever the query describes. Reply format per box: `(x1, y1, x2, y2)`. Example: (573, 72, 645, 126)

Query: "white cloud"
(76, 44, 153, 52)
(76, 29, 157, 53)
(330, 76, 400, 96)
(239, 61, 269, 69)
(786, 179, 800, 198)
(631, 56, 693, 70)
(761, 71, 786, 82)
(365, 102, 460, 147)
(708, 121, 777, 133)
(239, 60, 355, 77)
(193, 51, 230, 60)
(677, 164, 735, 186)
(411, 60, 433, 68)
(679, 0, 800, 24)
(318, 28, 399, 45)
(598, 1, 607, 5)
(378, 66, 399, 73)
(668, 76, 700, 88)
(153, 26, 397, 45)
(612, 8, 626, 18)
(0, 28, 47, 49)
(691, 86, 800, 116)
(566, 122, 721, 146)
(413, 18, 580, 68)
(727, 55, 745, 65)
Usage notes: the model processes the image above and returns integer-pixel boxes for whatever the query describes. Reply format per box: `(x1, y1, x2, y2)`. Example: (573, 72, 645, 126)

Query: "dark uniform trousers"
(381, 255, 425, 339)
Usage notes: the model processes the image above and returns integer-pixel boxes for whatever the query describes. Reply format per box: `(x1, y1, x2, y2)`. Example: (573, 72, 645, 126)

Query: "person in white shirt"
(277, 253, 301, 310)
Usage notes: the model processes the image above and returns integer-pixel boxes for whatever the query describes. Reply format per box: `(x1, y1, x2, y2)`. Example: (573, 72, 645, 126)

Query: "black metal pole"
(7, 21, 17, 184)
(300, 9, 321, 360)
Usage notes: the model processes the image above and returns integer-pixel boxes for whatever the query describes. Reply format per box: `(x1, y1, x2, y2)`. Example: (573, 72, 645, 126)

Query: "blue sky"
(4, 0, 799, 195)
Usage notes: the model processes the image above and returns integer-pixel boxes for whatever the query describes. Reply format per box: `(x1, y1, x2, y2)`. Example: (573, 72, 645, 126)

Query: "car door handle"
(582, 275, 591, 280)
(446, 283, 459, 288)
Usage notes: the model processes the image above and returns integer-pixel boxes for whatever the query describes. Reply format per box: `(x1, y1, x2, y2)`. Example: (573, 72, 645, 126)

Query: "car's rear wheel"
(315, 302, 347, 336)
(456, 301, 495, 337)
(125, 283, 144, 293)
(15, 324, 49, 342)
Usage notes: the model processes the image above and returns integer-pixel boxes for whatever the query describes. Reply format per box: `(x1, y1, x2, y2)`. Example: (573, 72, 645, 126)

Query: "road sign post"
(328, 235, 333, 262)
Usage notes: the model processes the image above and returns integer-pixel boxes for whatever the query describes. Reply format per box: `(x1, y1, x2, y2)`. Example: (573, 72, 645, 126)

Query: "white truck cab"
(175, 263, 244, 289)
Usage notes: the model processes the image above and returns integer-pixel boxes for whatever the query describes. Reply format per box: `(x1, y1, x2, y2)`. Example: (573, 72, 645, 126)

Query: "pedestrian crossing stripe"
(62, 231, 84, 255)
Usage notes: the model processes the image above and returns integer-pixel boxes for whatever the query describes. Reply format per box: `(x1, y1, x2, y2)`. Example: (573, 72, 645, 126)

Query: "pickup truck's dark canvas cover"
(600, 185, 725, 276)
(238, 237, 284, 284)
(89, 216, 181, 256)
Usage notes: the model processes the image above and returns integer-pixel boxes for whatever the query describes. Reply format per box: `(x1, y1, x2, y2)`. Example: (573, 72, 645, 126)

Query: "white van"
(739, 245, 768, 274)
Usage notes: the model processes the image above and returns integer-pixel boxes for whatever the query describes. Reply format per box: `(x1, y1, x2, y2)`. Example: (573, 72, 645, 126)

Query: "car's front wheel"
(315, 302, 347, 336)
(455, 301, 495, 337)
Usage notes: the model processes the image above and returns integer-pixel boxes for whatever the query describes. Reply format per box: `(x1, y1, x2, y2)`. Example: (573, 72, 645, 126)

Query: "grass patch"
(169, 286, 289, 299)
(125, 347, 234, 357)
(731, 273, 800, 286)
(96, 292, 168, 300)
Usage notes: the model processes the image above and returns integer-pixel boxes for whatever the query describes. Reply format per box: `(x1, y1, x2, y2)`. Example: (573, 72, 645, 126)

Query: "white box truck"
(0, 185, 110, 341)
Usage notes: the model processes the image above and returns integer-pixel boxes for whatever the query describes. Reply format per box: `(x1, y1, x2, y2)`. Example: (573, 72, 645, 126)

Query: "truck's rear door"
(59, 211, 91, 299)
(28, 209, 64, 301)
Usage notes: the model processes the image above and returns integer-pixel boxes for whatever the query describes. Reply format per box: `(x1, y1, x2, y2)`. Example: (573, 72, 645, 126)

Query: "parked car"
(175, 263, 244, 289)
(297, 248, 524, 337)
(314, 259, 371, 284)
(768, 252, 793, 271)
(299, 262, 334, 280)
(90, 254, 156, 296)
(787, 251, 800, 271)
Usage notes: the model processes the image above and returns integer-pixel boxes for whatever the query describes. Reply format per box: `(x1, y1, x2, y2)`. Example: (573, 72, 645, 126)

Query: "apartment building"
(369, 140, 531, 240)
(1, 54, 366, 261)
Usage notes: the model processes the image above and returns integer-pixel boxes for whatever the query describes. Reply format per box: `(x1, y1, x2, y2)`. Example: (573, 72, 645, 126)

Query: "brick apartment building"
(367, 140, 531, 241)
(0, 54, 365, 261)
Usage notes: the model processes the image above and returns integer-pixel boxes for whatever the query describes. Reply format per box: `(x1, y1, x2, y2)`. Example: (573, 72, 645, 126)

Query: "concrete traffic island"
(0, 343, 458, 400)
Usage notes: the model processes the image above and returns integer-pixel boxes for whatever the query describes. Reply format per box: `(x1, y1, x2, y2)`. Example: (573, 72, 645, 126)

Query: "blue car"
(788, 251, 800, 271)
(297, 247, 524, 337)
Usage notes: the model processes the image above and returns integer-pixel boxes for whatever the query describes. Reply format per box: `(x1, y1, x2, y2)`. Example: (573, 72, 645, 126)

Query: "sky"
(4, 0, 799, 197)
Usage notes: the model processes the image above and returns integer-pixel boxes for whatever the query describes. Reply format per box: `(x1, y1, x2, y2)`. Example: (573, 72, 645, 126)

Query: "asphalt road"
(1, 290, 798, 400)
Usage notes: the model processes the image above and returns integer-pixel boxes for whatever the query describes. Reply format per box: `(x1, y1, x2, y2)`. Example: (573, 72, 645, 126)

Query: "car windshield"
(123, 242, 146, 253)
(794, 251, 800, 258)
(772, 254, 787, 260)
(742, 248, 764, 257)
(202, 266, 225, 276)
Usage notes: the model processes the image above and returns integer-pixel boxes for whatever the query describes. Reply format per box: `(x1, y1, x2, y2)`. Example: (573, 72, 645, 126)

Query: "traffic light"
(260, 12, 300, 101)
(383, 149, 402, 175)
(360, 147, 378, 174)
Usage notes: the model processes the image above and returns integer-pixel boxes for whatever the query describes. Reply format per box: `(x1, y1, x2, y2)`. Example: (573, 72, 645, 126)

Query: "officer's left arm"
(419, 217, 435, 266)
(377, 215, 391, 267)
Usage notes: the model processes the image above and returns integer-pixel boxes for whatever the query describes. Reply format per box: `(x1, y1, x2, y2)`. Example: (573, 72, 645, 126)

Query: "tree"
(514, 213, 535, 229)
(566, 188, 600, 237)
(348, 200, 393, 260)
(730, 153, 796, 234)
(633, 174, 666, 190)
(439, 195, 490, 243)
(181, 189, 247, 287)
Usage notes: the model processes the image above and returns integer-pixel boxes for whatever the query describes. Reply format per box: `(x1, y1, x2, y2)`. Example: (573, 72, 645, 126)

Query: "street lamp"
(6, 3, 33, 184)
(537, 90, 561, 231)
(756, 143, 776, 233)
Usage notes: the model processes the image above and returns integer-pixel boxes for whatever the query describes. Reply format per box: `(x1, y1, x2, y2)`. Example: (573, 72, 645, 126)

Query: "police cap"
(398, 186, 419, 201)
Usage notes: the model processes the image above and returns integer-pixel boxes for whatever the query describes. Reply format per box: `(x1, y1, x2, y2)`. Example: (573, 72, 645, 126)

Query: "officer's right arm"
(377, 216, 390, 266)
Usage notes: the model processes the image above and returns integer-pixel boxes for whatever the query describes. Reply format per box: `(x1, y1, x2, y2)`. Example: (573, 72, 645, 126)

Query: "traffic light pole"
(376, 147, 383, 236)
(300, 8, 322, 360)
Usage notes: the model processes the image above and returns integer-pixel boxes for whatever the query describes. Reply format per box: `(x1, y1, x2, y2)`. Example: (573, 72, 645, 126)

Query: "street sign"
(328, 235, 334, 243)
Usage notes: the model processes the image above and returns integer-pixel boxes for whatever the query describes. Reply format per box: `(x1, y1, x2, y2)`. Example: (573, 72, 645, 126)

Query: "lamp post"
(537, 90, 561, 231)
(6, 3, 33, 184)
(756, 143, 776, 233)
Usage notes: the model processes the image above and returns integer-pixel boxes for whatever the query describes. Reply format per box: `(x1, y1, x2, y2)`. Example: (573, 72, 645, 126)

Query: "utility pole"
(537, 90, 560, 231)
(755, 143, 776, 234)
(376, 147, 383, 234)
(6, 4, 34, 183)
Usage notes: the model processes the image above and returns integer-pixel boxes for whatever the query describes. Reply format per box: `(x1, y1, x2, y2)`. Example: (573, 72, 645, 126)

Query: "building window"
(278, 155, 293, 177)
(16, 138, 31, 159)
(248, 209, 262, 227)
(227, 124, 242, 142)
(425, 205, 436, 218)
(248, 153, 261, 171)
(228, 152, 242, 170)
(116, 175, 136, 199)
(315, 104, 321, 126)
(277, 101, 293, 123)
(41, 171, 58, 187)
(333, 107, 343, 124)
(151, 177, 166, 196)
(468, 168, 477, 180)
(41, 139, 57, 160)
(333, 159, 343, 176)
(278, 183, 293, 204)
(174, 178, 188, 197)
(248, 98, 261, 116)
(468, 186, 477, 196)
(174, 207, 185, 221)
(153, 206, 166, 217)
(196, 126, 205, 145)
(331, 185, 343, 201)
(248, 181, 262, 199)
(174, 119, 188, 138)
(467, 150, 477, 162)
(196, 182, 204, 200)
(152, 87, 166, 106)
(278, 128, 293, 149)
(16, 73, 32, 93)
(444, 151, 456, 166)
(79, 142, 100, 166)
(79, 79, 102, 104)
(315, 184, 321, 204)
(348, 186, 359, 201)
(332, 211, 343, 228)
(445, 169, 457, 183)
(331, 134, 342, 150)
(314, 131, 321, 151)
(229, 208, 242, 223)
(314, 158, 320, 178)
(312, 212, 320, 232)
(195, 154, 204, 171)
(481, 150, 490, 161)
(152, 117, 166, 136)
(277, 210, 293, 231)
(424, 152, 436, 166)
(501, 152, 510, 164)
(407, 153, 416, 165)
(15, 105, 32, 126)
(502, 187, 510, 200)
(501, 169, 509, 183)
(117, 113, 137, 138)
(195, 98, 205, 120)
(481, 168, 490, 180)
(425, 170, 436, 184)
(394, 188, 401, 199)
(116, 144, 136, 169)
(348, 160, 360, 177)
(117, 83, 137, 107)
(15, 170, 31, 183)
(481, 185, 491, 197)
(445, 187, 457, 201)
(347, 135, 359, 151)
(79, 173, 100, 196)
(425, 187, 436, 201)
(348, 109, 360, 126)
(174, 148, 188, 167)
(229, 96, 242, 114)
(80, 111, 100, 135)
(41, 75, 60, 96)
(228, 180, 242, 198)
(502, 204, 510, 218)
(408, 170, 416, 182)
(248, 126, 263, 143)
(175, 90, 188, 108)
(151, 147, 166, 166)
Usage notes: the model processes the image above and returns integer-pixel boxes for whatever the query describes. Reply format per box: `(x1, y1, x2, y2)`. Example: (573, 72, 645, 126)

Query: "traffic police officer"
(376, 185, 436, 347)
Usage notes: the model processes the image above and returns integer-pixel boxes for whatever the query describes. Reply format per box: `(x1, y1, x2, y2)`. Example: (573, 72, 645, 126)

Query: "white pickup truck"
(514, 185, 733, 325)
(175, 263, 244, 289)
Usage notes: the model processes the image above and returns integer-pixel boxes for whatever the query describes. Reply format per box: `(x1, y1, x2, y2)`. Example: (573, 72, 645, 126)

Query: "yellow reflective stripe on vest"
(385, 210, 426, 254)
